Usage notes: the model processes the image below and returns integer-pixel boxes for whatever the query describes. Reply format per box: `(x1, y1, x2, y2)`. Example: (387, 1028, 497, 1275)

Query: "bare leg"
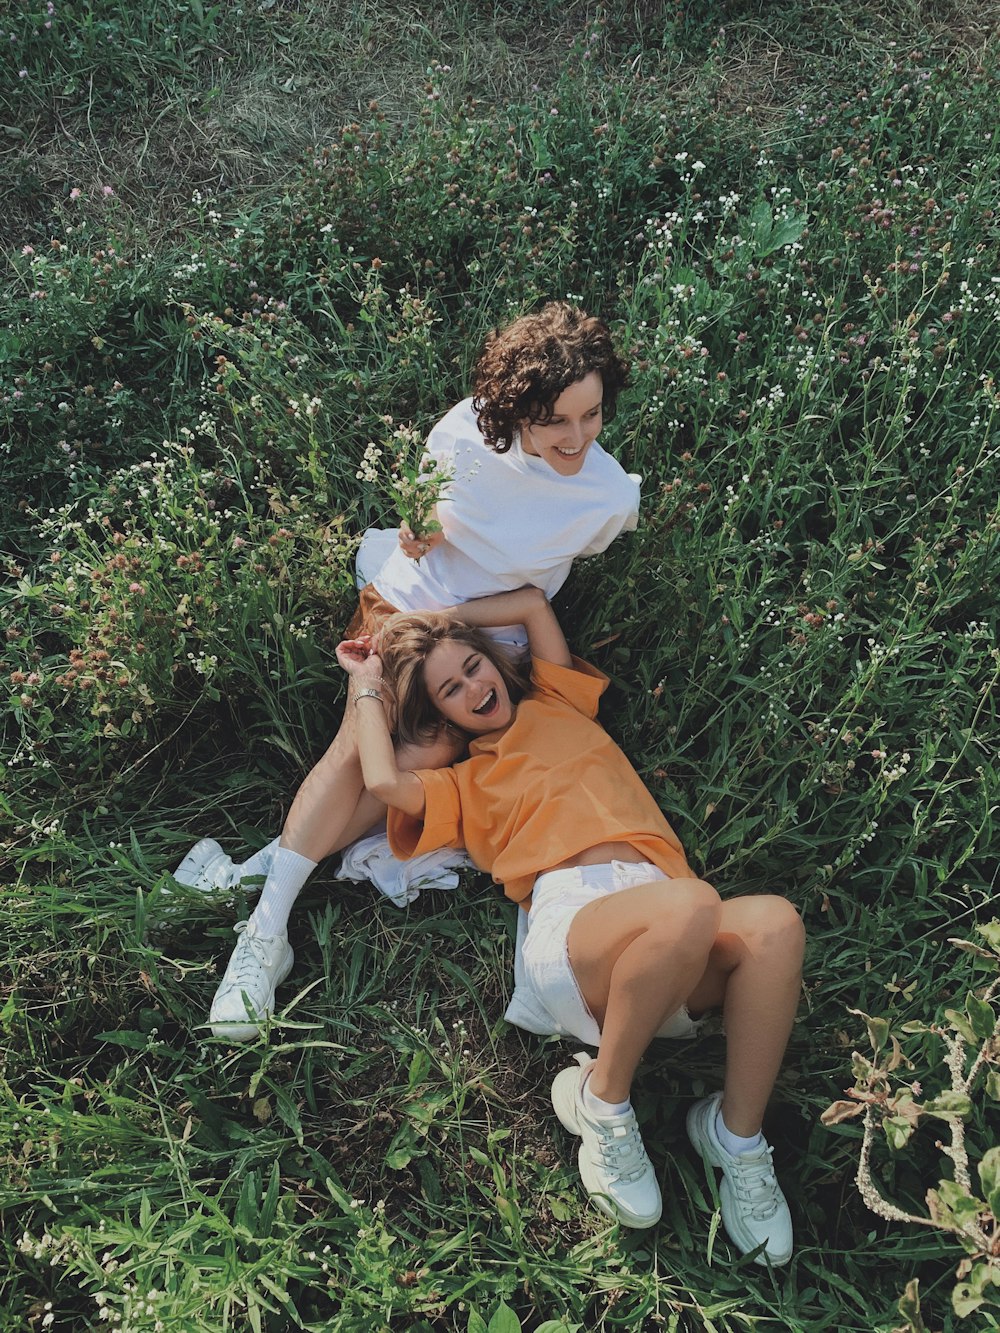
(566, 877, 722, 1104)
(279, 708, 463, 863)
(278, 707, 369, 862)
(684, 896, 805, 1135)
(567, 883, 803, 1129)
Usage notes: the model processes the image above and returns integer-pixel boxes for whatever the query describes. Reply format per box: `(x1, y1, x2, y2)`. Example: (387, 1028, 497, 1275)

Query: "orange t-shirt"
(387, 656, 693, 905)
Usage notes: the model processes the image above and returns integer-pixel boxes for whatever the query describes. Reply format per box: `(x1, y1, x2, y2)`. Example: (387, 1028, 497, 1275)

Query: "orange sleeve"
(530, 655, 608, 719)
(387, 767, 465, 860)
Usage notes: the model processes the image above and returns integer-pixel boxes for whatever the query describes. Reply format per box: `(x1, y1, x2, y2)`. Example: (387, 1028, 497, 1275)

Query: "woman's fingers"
(335, 639, 373, 671)
(399, 524, 438, 559)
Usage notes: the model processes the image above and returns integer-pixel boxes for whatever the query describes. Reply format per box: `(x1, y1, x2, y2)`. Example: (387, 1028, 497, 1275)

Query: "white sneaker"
(209, 920, 294, 1041)
(551, 1052, 662, 1229)
(686, 1093, 793, 1266)
(173, 839, 236, 893)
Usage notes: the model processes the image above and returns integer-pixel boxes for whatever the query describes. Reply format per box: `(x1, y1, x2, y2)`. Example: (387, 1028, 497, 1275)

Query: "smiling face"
(519, 370, 604, 476)
(422, 639, 514, 734)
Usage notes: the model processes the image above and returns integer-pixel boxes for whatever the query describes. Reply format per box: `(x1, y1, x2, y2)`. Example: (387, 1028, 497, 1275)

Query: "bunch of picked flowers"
(368, 421, 452, 557)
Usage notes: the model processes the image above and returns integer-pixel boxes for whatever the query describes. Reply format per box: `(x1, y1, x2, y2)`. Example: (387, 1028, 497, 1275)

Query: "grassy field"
(2, 2, 999, 1329)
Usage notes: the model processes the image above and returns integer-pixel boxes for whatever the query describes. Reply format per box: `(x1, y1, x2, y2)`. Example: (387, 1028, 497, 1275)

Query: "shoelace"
(727, 1144, 781, 1219)
(591, 1116, 650, 1184)
(226, 924, 275, 988)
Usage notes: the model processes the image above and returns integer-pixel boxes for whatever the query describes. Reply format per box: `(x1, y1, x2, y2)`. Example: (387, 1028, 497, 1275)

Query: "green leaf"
(763, 212, 807, 255)
(495, 1195, 519, 1230)
(848, 1009, 889, 1054)
(851, 1051, 874, 1080)
(986, 1070, 1000, 1101)
(750, 200, 773, 240)
(930, 1178, 986, 1231)
(529, 131, 554, 172)
(385, 1132, 417, 1170)
(536, 1324, 583, 1333)
(923, 1091, 973, 1120)
(95, 1030, 151, 1049)
(979, 1147, 1000, 1219)
(259, 1161, 281, 1236)
(325, 1175, 360, 1216)
(883, 1115, 914, 1150)
(467, 1315, 488, 1333)
(486, 1302, 521, 1333)
(407, 1047, 431, 1089)
(966, 991, 997, 1042)
(952, 1261, 1000, 1318)
(897, 1278, 927, 1333)
(274, 1087, 303, 1146)
(235, 1170, 260, 1232)
(944, 1008, 978, 1043)
(952, 1281, 984, 1319)
(976, 920, 1000, 953)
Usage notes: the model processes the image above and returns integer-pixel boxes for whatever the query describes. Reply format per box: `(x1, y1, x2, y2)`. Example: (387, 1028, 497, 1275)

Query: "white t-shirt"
(373, 398, 640, 633)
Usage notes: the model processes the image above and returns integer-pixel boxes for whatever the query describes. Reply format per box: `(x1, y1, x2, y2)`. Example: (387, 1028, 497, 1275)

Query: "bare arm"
(445, 586, 572, 668)
(335, 639, 426, 817)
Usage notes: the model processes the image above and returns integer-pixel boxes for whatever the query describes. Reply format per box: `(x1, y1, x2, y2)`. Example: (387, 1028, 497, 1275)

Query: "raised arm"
(335, 638, 427, 818)
(445, 586, 572, 668)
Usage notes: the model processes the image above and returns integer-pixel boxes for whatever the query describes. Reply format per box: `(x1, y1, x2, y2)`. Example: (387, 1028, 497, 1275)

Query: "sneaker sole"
(686, 1097, 792, 1266)
(550, 1061, 587, 1136)
(551, 1059, 662, 1230)
(686, 1096, 723, 1169)
(209, 945, 294, 1042)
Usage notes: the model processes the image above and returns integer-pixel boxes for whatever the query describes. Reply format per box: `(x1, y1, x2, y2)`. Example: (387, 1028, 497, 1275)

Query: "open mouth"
(555, 445, 584, 457)
(472, 688, 498, 717)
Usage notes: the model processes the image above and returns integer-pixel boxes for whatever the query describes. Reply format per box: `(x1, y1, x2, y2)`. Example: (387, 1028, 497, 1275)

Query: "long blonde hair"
(378, 611, 530, 746)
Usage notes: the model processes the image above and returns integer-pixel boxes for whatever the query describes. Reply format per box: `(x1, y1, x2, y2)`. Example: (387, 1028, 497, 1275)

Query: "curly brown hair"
(378, 611, 531, 747)
(471, 301, 630, 453)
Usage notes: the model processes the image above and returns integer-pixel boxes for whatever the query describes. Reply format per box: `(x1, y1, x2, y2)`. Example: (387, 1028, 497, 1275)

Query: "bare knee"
(646, 877, 722, 959)
(738, 895, 805, 963)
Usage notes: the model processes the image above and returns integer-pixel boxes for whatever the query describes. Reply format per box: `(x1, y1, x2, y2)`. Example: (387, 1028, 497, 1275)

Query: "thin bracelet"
(353, 688, 384, 704)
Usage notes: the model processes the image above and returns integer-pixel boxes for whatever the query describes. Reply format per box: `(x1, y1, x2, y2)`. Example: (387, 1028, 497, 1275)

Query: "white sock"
(715, 1108, 762, 1157)
(582, 1069, 631, 1118)
(233, 837, 280, 885)
(248, 845, 317, 937)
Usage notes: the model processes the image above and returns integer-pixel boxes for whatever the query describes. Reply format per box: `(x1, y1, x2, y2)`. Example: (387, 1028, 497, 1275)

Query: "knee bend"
(674, 877, 724, 926)
(751, 896, 805, 961)
(650, 878, 722, 954)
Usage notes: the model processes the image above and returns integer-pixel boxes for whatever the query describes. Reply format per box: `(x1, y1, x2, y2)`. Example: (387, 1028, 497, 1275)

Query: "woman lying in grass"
(336, 586, 804, 1264)
(173, 301, 641, 1039)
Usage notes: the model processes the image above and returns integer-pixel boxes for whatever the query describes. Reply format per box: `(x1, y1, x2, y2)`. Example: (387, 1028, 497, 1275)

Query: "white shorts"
(503, 860, 705, 1047)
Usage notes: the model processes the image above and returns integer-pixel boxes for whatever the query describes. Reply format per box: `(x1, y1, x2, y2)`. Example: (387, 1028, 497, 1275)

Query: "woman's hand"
(399, 522, 445, 561)
(336, 636, 384, 688)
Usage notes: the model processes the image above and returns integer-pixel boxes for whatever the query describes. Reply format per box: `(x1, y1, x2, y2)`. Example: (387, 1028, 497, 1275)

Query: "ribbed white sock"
(248, 845, 317, 937)
(234, 837, 280, 884)
(582, 1069, 631, 1118)
(715, 1108, 762, 1156)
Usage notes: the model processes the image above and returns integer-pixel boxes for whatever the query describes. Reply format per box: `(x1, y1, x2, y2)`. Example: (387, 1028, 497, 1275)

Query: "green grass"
(2, 2, 1000, 1329)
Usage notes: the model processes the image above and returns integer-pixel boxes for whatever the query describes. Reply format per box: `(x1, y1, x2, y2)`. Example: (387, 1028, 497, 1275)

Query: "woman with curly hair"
(337, 586, 803, 1262)
(174, 302, 642, 1041)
